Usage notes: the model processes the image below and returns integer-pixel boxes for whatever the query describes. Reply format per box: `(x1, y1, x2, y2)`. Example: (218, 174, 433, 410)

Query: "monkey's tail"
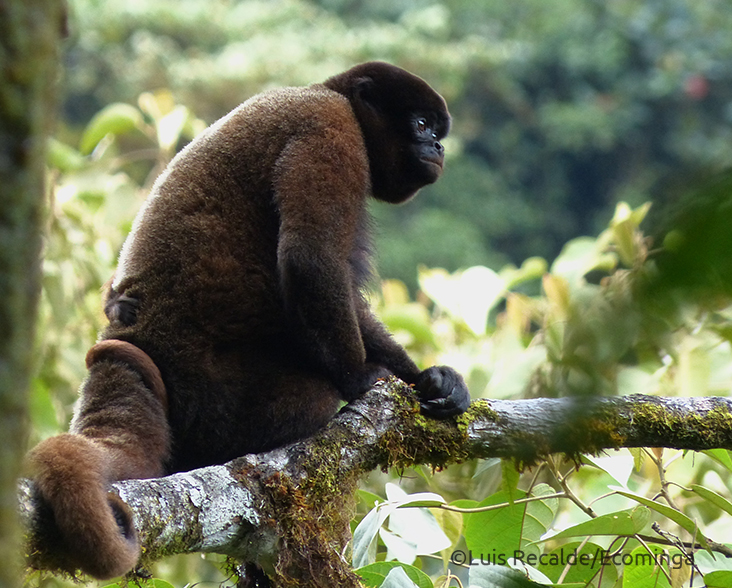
(29, 433, 140, 579)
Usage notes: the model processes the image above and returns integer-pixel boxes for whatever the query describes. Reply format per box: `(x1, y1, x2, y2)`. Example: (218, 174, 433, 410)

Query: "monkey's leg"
(29, 340, 170, 579)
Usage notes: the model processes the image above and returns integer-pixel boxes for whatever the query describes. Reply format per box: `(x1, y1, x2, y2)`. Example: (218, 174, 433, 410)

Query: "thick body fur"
(29, 62, 470, 580)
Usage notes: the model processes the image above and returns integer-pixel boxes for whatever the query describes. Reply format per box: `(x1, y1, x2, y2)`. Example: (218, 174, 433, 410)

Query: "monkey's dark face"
(408, 113, 447, 187)
(323, 62, 451, 204)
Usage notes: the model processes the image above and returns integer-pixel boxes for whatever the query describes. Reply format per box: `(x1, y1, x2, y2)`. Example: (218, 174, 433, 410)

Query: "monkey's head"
(323, 62, 451, 204)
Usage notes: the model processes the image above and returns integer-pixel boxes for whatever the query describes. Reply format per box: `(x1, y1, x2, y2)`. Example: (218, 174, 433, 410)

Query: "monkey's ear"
(354, 76, 379, 110)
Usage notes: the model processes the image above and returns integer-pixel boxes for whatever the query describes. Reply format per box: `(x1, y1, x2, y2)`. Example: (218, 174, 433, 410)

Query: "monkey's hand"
(415, 366, 471, 418)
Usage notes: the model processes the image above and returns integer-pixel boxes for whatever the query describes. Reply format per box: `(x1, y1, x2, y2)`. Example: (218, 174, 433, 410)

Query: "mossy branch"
(20, 377, 732, 585)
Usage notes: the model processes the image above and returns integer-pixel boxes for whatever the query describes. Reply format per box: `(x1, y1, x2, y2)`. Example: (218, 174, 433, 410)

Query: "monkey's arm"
(274, 126, 389, 400)
(357, 304, 420, 378)
(357, 303, 471, 417)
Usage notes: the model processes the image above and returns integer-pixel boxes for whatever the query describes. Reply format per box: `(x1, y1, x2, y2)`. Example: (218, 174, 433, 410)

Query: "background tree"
(0, 1, 65, 587)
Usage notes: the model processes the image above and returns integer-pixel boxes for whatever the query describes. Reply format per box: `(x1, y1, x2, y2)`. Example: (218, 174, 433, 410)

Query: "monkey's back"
(102, 86, 369, 467)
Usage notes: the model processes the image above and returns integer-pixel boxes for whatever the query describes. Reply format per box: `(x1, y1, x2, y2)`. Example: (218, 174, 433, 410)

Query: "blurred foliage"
(30, 0, 732, 585)
(358, 200, 732, 587)
(58, 0, 732, 287)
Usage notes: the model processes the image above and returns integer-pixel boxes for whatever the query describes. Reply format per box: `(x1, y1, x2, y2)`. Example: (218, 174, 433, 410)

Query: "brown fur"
(86, 340, 167, 413)
(29, 62, 470, 580)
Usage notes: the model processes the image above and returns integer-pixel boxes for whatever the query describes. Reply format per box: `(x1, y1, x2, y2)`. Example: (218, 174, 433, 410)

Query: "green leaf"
(148, 581, 176, 588)
(550, 237, 617, 285)
(501, 459, 520, 494)
(80, 103, 144, 155)
(357, 562, 433, 588)
(611, 488, 709, 549)
(526, 484, 559, 534)
(463, 486, 557, 563)
(621, 545, 677, 588)
(359, 489, 383, 509)
(359, 571, 388, 587)
(501, 256, 548, 289)
(464, 490, 531, 558)
(609, 202, 650, 266)
(537, 542, 618, 588)
(47, 138, 86, 172)
(703, 449, 732, 473)
(628, 448, 644, 472)
(382, 566, 420, 588)
(690, 484, 732, 517)
(550, 507, 650, 540)
(431, 507, 462, 550)
(474, 458, 501, 479)
(705, 571, 732, 588)
(468, 564, 550, 588)
(380, 303, 437, 347)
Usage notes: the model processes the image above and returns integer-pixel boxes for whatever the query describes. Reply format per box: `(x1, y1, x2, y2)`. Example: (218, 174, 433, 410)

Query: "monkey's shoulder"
(210, 85, 358, 142)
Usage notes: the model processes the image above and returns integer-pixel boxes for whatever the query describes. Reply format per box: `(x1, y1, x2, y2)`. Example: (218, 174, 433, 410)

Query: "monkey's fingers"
(416, 365, 471, 418)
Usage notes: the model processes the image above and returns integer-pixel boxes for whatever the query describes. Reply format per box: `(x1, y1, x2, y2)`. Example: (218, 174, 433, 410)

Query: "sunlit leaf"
(419, 266, 506, 336)
(550, 237, 616, 285)
(582, 451, 635, 487)
(690, 485, 732, 517)
(47, 138, 86, 172)
(549, 507, 650, 540)
(380, 302, 437, 348)
(157, 105, 190, 152)
(610, 488, 709, 549)
(79, 103, 144, 155)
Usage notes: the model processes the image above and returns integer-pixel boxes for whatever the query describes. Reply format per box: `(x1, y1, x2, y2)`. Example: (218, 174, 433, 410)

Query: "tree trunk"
(0, 1, 65, 586)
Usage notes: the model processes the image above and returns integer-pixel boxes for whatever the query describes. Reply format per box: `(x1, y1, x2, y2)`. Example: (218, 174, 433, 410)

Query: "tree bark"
(20, 378, 732, 585)
(0, 1, 65, 587)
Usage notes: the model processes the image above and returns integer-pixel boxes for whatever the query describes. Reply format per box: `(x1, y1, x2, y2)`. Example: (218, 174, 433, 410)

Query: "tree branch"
(20, 378, 732, 585)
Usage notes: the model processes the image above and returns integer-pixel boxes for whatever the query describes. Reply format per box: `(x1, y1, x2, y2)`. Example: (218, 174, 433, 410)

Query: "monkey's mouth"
(420, 156, 444, 170)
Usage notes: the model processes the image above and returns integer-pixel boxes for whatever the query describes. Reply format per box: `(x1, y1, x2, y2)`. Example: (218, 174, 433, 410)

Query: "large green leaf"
(611, 488, 709, 550)
(549, 507, 649, 541)
(464, 487, 557, 562)
(621, 545, 682, 588)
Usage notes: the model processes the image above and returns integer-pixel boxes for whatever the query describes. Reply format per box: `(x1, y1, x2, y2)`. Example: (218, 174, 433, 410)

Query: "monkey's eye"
(415, 118, 428, 133)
